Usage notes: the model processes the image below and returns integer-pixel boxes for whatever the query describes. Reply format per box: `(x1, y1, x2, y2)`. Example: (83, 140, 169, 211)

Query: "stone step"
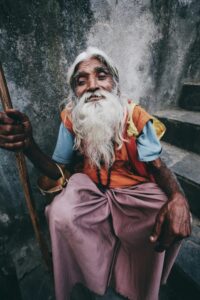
(8, 229, 55, 300)
(161, 142, 200, 298)
(0, 251, 22, 300)
(168, 216, 200, 300)
(154, 109, 200, 155)
(161, 142, 200, 217)
(179, 83, 200, 111)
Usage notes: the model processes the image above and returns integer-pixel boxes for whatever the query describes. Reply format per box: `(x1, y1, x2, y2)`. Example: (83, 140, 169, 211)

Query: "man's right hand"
(0, 109, 66, 181)
(0, 109, 33, 152)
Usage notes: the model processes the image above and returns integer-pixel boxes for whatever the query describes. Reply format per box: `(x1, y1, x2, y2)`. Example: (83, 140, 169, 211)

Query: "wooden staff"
(0, 62, 52, 271)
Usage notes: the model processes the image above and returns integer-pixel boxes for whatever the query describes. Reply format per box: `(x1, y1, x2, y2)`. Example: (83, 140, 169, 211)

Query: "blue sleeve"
(136, 120, 162, 162)
(52, 123, 74, 164)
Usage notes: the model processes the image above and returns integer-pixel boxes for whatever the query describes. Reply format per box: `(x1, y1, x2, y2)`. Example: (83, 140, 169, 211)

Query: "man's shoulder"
(60, 104, 73, 133)
(127, 99, 150, 115)
(127, 100, 166, 140)
(127, 100, 152, 135)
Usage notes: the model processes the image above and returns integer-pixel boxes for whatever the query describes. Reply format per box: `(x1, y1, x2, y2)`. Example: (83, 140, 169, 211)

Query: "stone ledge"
(161, 142, 200, 185)
(155, 109, 200, 126)
(161, 142, 200, 216)
(168, 216, 200, 300)
(9, 232, 54, 300)
(176, 216, 200, 286)
(161, 142, 200, 296)
(155, 109, 200, 154)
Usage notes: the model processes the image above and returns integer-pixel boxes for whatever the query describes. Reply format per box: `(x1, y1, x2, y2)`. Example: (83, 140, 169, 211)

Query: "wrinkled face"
(73, 57, 114, 101)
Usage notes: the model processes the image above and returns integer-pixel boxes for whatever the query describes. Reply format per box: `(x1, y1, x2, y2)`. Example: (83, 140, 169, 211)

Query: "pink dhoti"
(45, 173, 181, 300)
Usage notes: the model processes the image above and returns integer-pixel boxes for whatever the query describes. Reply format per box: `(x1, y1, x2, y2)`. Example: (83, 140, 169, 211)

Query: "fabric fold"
(46, 173, 181, 300)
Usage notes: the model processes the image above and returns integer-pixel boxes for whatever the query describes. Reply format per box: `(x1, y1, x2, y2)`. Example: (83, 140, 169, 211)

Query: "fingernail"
(150, 236, 155, 242)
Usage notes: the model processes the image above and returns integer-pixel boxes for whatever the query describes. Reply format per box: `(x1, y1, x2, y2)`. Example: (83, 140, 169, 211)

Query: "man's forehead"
(76, 57, 108, 73)
(68, 48, 119, 87)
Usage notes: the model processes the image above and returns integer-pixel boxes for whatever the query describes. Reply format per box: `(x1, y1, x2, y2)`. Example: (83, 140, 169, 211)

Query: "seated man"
(0, 47, 191, 300)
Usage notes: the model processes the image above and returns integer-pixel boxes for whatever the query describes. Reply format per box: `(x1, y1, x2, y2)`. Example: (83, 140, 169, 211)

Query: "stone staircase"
(154, 83, 200, 300)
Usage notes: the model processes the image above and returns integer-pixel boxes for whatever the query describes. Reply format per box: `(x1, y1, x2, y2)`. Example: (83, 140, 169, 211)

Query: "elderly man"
(0, 47, 191, 300)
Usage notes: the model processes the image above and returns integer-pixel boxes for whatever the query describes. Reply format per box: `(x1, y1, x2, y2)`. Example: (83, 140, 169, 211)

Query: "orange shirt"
(61, 102, 152, 188)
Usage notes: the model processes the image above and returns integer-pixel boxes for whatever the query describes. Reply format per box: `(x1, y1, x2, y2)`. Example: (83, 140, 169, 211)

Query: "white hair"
(71, 90, 126, 168)
(65, 47, 127, 168)
(67, 46, 119, 93)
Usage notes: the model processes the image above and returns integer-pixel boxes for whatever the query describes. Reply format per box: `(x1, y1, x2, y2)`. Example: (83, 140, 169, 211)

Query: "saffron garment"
(53, 103, 162, 188)
(46, 174, 181, 300)
(52, 121, 162, 165)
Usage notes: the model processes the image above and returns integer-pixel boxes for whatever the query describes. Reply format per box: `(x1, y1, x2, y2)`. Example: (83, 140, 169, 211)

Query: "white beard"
(71, 90, 126, 169)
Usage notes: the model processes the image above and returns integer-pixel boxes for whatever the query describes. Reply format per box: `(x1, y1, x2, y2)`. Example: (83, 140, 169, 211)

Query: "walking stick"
(0, 62, 52, 271)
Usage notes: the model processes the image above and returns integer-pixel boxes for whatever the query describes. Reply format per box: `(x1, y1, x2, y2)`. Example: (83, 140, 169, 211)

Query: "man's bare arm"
(0, 109, 68, 180)
(24, 138, 67, 180)
(147, 158, 191, 252)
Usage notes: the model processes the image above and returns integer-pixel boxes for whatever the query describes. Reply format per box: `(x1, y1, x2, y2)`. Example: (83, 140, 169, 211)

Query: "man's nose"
(87, 77, 99, 92)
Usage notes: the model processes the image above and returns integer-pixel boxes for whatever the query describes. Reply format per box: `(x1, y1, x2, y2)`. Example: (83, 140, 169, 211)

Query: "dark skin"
(0, 110, 62, 179)
(0, 58, 191, 252)
(148, 158, 191, 251)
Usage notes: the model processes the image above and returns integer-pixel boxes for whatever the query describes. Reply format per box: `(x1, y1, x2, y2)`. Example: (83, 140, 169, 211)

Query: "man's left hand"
(150, 192, 192, 252)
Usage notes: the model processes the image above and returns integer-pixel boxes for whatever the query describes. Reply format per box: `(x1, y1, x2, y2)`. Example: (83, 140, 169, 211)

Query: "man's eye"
(77, 79, 86, 86)
(98, 73, 107, 80)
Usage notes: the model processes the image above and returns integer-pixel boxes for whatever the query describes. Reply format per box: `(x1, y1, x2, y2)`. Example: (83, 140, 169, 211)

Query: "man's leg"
(106, 182, 181, 300)
(45, 173, 117, 300)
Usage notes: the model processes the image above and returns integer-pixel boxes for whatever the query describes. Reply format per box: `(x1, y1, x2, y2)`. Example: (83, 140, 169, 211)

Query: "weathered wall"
(0, 0, 94, 239)
(87, 0, 200, 111)
(0, 0, 200, 273)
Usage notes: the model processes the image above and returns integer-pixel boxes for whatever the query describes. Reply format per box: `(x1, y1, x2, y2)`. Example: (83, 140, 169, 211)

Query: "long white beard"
(71, 90, 126, 168)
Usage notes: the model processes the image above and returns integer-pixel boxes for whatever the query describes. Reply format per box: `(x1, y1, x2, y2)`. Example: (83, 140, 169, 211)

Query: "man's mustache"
(80, 91, 108, 103)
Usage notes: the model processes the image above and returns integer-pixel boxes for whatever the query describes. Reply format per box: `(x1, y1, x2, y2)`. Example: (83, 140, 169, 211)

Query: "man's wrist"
(167, 191, 190, 208)
(23, 137, 35, 155)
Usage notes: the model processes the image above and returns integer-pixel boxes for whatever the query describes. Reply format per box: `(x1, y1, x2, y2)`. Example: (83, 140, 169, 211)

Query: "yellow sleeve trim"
(127, 102, 166, 140)
(127, 103, 139, 137)
(152, 116, 166, 140)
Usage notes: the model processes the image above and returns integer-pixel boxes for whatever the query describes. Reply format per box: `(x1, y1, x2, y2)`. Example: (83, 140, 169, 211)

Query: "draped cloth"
(45, 173, 181, 300)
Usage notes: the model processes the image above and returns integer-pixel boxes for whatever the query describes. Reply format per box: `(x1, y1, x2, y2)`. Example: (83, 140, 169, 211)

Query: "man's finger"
(181, 220, 191, 238)
(6, 109, 28, 123)
(22, 120, 32, 133)
(0, 124, 24, 135)
(0, 112, 15, 124)
(150, 215, 164, 242)
(155, 226, 175, 252)
(0, 133, 27, 143)
(0, 140, 27, 151)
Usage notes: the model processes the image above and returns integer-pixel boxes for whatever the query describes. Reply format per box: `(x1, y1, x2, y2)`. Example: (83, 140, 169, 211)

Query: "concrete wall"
(0, 0, 200, 257)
